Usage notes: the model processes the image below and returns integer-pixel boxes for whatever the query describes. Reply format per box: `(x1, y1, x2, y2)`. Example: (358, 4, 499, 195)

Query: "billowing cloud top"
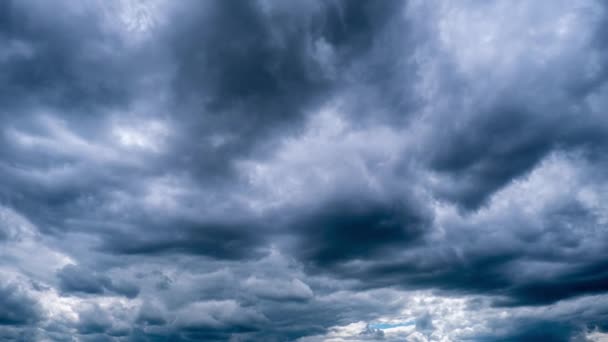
(2, 1, 608, 341)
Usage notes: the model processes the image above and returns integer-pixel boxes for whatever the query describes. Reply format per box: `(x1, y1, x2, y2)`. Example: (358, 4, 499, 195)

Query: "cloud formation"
(2, 0, 608, 341)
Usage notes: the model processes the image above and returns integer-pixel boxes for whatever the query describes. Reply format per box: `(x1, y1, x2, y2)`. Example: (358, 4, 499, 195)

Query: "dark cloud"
(418, 2, 608, 211)
(311, 190, 608, 311)
(479, 320, 580, 342)
(76, 305, 114, 335)
(135, 302, 166, 327)
(2, 0, 608, 341)
(505, 259, 608, 306)
(0, 0, 137, 114)
(163, 0, 407, 181)
(291, 194, 430, 267)
(57, 264, 139, 298)
(427, 104, 556, 209)
(99, 218, 266, 260)
(477, 305, 608, 342)
(0, 282, 42, 326)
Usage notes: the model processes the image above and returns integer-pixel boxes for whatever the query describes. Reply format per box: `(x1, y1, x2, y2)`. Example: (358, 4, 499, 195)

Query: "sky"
(1, 0, 608, 341)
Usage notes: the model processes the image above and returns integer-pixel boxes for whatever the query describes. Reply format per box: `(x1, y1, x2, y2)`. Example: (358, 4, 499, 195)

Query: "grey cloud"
(0, 0, 139, 114)
(0, 282, 42, 326)
(135, 301, 167, 327)
(161, 0, 407, 183)
(244, 277, 314, 302)
(290, 193, 430, 268)
(415, 0, 608, 210)
(319, 185, 608, 307)
(57, 264, 140, 298)
(99, 218, 267, 260)
(2, 0, 608, 341)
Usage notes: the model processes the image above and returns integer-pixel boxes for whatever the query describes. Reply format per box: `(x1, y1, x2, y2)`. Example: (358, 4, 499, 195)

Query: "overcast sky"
(1, 0, 608, 341)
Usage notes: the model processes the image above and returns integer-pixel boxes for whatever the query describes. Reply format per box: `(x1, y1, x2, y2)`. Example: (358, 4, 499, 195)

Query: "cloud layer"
(2, 0, 608, 341)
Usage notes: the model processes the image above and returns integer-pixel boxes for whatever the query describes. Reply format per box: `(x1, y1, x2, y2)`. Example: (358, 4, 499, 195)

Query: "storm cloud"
(2, 0, 608, 341)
